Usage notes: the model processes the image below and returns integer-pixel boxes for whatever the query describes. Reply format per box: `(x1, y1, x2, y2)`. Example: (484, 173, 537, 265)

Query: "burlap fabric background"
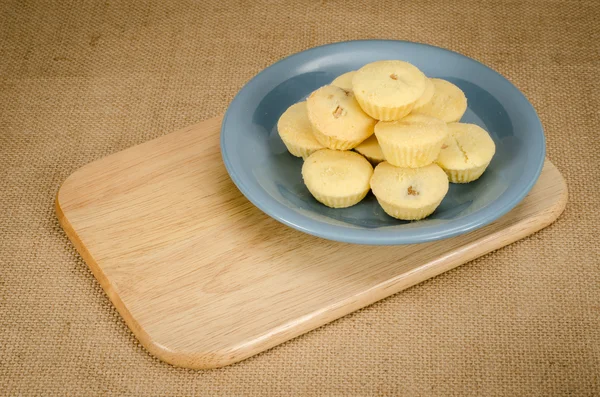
(1, 0, 599, 395)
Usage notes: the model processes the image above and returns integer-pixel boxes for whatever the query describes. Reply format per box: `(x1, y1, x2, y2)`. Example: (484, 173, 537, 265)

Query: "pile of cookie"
(277, 60, 495, 220)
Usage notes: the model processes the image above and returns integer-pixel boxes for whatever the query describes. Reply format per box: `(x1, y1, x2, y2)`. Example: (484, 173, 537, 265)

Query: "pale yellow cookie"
(375, 114, 448, 168)
(370, 162, 449, 220)
(302, 149, 373, 208)
(277, 102, 325, 159)
(412, 77, 435, 111)
(331, 71, 356, 91)
(306, 85, 376, 150)
(436, 122, 496, 183)
(352, 60, 427, 121)
(412, 78, 467, 122)
(354, 135, 385, 165)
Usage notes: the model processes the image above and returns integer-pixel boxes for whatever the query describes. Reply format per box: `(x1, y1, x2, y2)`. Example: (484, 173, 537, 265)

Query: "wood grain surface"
(55, 117, 567, 369)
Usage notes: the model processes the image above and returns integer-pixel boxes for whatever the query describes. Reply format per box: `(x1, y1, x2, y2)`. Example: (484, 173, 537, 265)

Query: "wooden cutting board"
(56, 116, 567, 369)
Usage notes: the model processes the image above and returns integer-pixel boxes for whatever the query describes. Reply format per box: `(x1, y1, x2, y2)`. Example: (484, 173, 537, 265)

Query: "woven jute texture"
(1, 0, 599, 395)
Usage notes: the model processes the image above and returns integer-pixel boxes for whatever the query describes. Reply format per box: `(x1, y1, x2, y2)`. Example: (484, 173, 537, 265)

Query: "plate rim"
(220, 39, 546, 245)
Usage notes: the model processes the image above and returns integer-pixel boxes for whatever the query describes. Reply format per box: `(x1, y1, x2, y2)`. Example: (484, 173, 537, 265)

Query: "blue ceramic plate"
(221, 40, 545, 245)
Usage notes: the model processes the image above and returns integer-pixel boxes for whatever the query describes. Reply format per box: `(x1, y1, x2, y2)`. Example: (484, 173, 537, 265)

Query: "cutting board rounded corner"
(54, 161, 246, 370)
(144, 344, 242, 370)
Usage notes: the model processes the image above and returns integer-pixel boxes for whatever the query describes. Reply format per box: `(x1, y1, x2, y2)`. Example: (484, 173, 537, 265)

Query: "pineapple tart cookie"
(352, 60, 427, 121)
(277, 101, 325, 159)
(375, 114, 448, 168)
(331, 71, 356, 91)
(412, 78, 467, 122)
(370, 162, 449, 220)
(302, 149, 373, 208)
(306, 85, 376, 150)
(436, 122, 496, 183)
(353, 135, 385, 165)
